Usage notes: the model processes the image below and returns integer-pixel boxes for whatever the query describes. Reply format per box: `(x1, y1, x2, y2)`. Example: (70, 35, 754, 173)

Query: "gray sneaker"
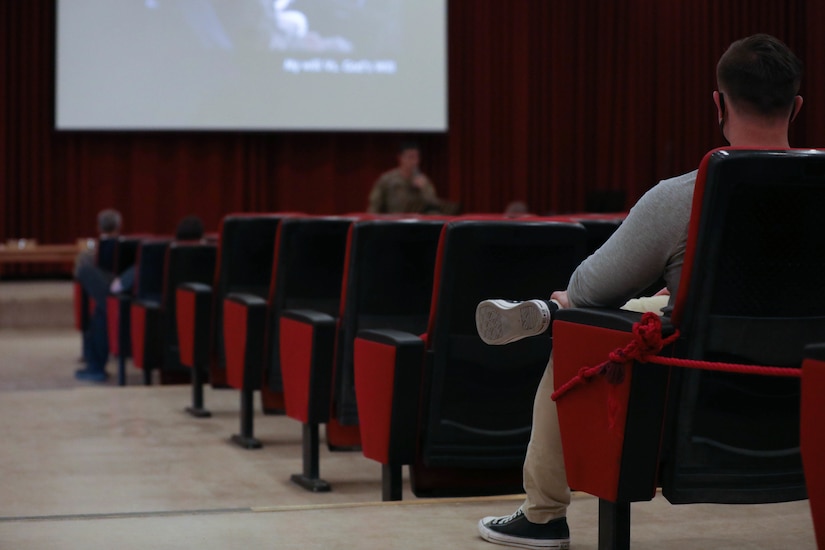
(475, 299, 556, 345)
(478, 509, 571, 549)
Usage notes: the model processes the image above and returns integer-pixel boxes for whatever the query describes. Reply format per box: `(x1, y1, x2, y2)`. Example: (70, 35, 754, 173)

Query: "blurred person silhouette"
(75, 209, 124, 382)
(504, 200, 530, 218)
(367, 142, 445, 214)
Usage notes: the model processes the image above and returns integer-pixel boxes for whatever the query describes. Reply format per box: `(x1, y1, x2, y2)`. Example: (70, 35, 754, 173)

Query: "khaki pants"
(521, 295, 669, 523)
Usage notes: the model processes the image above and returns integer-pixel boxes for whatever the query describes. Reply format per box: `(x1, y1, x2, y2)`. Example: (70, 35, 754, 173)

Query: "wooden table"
(0, 243, 84, 264)
(0, 242, 90, 277)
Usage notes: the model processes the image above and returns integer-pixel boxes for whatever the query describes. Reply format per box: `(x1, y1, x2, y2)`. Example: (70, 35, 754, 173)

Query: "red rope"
(643, 355, 800, 378)
(550, 312, 800, 402)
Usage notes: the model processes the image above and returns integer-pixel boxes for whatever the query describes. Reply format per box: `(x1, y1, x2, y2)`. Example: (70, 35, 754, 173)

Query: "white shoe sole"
(478, 518, 571, 549)
(475, 299, 551, 346)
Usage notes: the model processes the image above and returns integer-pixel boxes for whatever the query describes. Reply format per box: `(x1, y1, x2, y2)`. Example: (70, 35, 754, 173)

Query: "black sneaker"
(475, 299, 559, 345)
(478, 509, 570, 549)
(74, 368, 109, 383)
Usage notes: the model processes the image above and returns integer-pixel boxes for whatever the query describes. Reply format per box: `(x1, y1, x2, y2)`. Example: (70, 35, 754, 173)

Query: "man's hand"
(550, 290, 570, 308)
(110, 278, 123, 294)
(412, 173, 427, 189)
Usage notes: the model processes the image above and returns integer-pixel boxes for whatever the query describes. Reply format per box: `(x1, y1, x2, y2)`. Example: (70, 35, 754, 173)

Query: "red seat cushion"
(176, 288, 197, 368)
(802, 356, 825, 550)
(223, 299, 249, 390)
(280, 317, 315, 423)
(130, 305, 147, 369)
(353, 337, 397, 464)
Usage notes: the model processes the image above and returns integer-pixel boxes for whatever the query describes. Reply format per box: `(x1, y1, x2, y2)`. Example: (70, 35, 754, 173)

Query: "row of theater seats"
(174, 212, 623, 500)
(73, 149, 825, 549)
(74, 235, 218, 386)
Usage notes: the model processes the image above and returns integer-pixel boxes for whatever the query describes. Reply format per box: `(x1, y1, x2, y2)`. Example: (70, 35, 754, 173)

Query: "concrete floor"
(0, 282, 818, 549)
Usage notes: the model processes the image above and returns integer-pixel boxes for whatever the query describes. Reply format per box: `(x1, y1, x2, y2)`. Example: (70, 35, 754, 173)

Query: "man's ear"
(713, 91, 725, 118)
(790, 95, 803, 122)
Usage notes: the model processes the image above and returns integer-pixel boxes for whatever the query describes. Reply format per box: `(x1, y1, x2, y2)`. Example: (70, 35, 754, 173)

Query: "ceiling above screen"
(56, 0, 447, 131)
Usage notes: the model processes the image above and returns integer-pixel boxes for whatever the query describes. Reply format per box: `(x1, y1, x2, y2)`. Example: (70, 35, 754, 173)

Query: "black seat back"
(113, 236, 142, 278)
(663, 149, 825, 504)
(265, 216, 354, 394)
(420, 220, 588, 467)
(212, 214, 288, 379)
(134, 240, 171, 304)
(576, 218, 622, 255)
(334, 219, 445, 425)
(162, 242, 217, 374)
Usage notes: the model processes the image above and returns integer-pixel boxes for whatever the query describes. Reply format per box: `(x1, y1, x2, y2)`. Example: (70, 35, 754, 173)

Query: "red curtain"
(1, 1, 823, 244)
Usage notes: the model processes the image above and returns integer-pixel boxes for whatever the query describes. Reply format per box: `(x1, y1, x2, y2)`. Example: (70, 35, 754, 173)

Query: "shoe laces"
(489, 509, 524, 525)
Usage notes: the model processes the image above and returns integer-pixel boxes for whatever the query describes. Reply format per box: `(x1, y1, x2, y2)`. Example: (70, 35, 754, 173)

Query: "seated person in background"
(173, 215, 205, 241)
(74, 208, 122, 276)
(474, 33, 804, 549)
(367, 142, 444, 214)
(504, 200, 530, 217)
(75, 209, 124, 382)
(109, 215, 205, 294)
(75, 214, 206, 382)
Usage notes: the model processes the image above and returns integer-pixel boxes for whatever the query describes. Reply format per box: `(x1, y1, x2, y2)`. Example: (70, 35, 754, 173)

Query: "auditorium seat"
(104, 235, 146, 386)
(353, 218, 587, 500)
(175, 214, 291, 418)
(279, 217, 446, 491)
(131, 241, 216, 386)
(222, 215, 353, 449)
(551, 148, 825, 549)
(125, 239, 170, 384)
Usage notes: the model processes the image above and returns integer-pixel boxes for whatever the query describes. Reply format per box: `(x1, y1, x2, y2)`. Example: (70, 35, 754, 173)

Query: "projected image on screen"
(266, 0, 355, 53)
(56, 0, 446, 131)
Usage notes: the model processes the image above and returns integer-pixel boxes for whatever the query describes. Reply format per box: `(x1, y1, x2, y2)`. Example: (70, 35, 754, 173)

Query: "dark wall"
(2, 1, 823, 241)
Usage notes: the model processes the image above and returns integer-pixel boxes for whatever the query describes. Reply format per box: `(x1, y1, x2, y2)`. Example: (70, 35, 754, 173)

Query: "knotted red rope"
(551, 312, 677, 401)
(550, 311, 800, 402)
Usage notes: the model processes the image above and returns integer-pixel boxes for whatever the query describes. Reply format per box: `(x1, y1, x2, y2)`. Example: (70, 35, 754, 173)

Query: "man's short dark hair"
(175, 215, 204, 241)
(97, 209, 122, 235)
(398, 140, 420, 154)
(717, 34, 803, 118)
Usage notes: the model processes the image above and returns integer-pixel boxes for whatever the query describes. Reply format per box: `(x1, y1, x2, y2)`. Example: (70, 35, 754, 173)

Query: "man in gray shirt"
(475, 34, 804, 550)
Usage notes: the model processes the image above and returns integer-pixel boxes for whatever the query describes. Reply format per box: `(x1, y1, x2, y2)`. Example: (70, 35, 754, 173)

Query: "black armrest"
(555, 307, 675, 336)
(280, 309, 336, 326)
(804, 343, 825, 362)
(226, 292, 267, 308)
(178, 282, 212, 295)
(357, 328, 424, 347)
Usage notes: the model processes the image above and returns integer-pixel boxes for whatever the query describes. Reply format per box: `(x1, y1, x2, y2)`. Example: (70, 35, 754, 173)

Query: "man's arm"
(566, 172, 695, 308)
(110, 265, 136, 294)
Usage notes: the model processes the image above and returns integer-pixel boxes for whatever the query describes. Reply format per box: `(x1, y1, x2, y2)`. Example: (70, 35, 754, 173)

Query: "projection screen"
(56, 0, 447, 131)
